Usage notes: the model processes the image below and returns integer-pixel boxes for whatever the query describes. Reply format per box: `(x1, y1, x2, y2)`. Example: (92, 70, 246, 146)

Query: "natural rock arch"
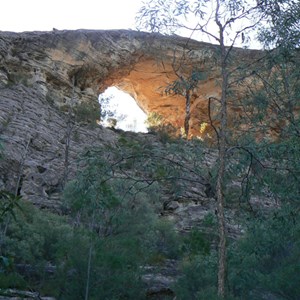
(0, 29, 262, 137)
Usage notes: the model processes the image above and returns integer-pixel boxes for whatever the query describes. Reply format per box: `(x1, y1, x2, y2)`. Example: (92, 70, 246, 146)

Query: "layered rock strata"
(0, 29, 263, 138)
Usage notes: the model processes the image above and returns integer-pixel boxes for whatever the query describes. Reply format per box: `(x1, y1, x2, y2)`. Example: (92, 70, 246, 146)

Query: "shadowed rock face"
(0, 29, 263, 138)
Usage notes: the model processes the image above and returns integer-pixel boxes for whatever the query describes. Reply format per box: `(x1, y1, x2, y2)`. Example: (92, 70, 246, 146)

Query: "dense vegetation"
(1, 127, 299, 299)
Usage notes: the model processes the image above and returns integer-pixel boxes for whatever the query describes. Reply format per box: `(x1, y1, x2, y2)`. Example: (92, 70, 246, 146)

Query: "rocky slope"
(0, 28, 277, 234)
(0, 82, 221, 232)
(0, 30, 226, 207)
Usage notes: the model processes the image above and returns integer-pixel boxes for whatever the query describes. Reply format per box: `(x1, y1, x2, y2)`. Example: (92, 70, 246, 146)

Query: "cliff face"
(0, 29, 268, 212)
(0, 29, 263, 138)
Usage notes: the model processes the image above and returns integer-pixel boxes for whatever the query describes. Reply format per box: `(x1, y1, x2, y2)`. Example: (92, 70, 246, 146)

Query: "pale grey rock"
(0, 84, 118, 209)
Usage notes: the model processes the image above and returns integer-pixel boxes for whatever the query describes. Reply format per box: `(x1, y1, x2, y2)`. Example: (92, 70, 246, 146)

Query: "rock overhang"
(0, 29, 264, 138)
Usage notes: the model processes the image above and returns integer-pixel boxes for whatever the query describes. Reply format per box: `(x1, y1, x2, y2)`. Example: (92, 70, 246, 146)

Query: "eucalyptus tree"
(257, 0, 300, 50)
(136, 0, 279, 297)
(165, 67, 206, 138)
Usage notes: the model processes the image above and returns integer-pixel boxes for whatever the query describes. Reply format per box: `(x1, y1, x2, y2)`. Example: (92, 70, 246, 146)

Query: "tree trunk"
(85, 213, 95, 300)
(216, 6, 228, 297)
(184, 89, 191, 138)
(216, 142, 226, 298)
(85, 241, 93, 300)
(62, 76, 75, 188)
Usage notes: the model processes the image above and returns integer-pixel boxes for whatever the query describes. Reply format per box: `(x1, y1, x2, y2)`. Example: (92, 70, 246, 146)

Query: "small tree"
(165, 67, 206, 138)
(61, 147, 180, 299)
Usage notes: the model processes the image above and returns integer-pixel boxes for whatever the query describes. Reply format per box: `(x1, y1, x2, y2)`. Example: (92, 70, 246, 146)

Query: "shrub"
(228, 206, 300, 300)
(73, 101, 99, 124)
(173, 252, 219, 300)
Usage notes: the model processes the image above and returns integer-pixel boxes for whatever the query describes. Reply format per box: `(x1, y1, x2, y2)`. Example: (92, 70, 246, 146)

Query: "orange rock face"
(0, 29, 270, 138)
(114, 57, 220, 137)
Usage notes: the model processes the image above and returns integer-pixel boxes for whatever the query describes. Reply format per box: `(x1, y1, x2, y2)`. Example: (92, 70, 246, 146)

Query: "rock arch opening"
(42, 30, 263, 139)
(99, 87, 148, 133)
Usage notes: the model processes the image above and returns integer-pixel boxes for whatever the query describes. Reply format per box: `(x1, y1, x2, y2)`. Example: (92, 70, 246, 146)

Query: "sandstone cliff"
(0, 29, 276, 218)
(0, 29, 263, 137)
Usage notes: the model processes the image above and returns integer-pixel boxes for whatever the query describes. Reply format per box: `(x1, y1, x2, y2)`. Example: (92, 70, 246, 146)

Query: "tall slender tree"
(136, 0, 283, 297)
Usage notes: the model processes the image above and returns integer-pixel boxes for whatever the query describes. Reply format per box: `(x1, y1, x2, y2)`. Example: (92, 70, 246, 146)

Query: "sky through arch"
(99, 87, 148, 133)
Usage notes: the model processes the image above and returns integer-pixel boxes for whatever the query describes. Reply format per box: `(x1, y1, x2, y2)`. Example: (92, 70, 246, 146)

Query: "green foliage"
(202, 212, 217, 227)
(229, 206, 300, 299)
(137, 0, 264, 48)
(144, 113, 177, 142)
(237, 46, 300, 143)
(165, 70, 207, 97)
(174, 206, 300, 300)
(173, 226, 221, 299)
(73, 100, 99, 124)
(112, 134, 209, 202)
(0, 256, 11, 271)
(58, 147, 183, 299)
(145, 112, 164, 129)
(258, 138, 300, 203)
(0, 199, 73, 292)
(181, 229, 210, 259)
(0, 191, 21, 223)
(154, 124, 178, 143)
(0, 185, 179, 298)
(173, 252, 220, 300)
(150, 220, 182, 262)
(53, 230, 146, 300)
(0, 272, 27, 290)
(1, 127, 299, 299)
(2, 201, 71, 267)
(257, 0, 300, 49)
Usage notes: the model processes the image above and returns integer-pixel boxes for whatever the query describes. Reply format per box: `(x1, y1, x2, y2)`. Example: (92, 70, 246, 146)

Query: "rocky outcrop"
(0, 29, 263, 138)
(0, 29, 277, 214)
(0, 83, 119, 209)
(0, 289, 55, 300)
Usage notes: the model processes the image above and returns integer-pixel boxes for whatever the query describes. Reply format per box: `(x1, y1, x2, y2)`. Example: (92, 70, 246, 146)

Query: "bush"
(58, 149, 181, 299)
(73, 101, 99, 124)
(173, 252, 219, 300)
(0, 272, 27, 290)
(1, 193, 180, 299)
(181, 228, 210, 260)
(145, 112, 177, 143)
(3, 201, 71, 266)
(228, 206, 300, 300)
(54, 231, 146, 300)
